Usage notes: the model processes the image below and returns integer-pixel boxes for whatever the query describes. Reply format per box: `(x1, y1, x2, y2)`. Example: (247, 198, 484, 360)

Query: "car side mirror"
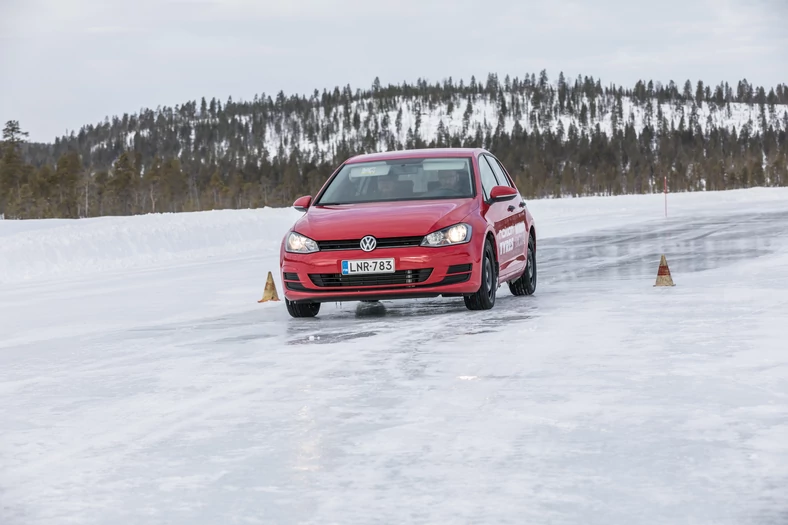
(489, 185, 517, 202)
(293, 195, 312, 212)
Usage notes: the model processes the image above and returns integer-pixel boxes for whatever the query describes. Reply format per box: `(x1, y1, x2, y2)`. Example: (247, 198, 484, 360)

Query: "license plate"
(341, 258, 395, 275)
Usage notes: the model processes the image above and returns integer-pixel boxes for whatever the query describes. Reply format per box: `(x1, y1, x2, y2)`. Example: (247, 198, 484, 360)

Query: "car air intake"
(438, 273, 470, 285)
(309, 269, 433, 287)
(316, 236, 424, 251)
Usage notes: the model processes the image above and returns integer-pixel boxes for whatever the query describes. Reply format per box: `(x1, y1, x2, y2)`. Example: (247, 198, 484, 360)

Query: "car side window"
(477, 156, 499, 200)
(484, 155, 513, 187)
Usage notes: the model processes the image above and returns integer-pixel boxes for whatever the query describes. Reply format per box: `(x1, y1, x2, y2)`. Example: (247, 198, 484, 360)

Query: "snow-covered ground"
(1, 187, 788, 524)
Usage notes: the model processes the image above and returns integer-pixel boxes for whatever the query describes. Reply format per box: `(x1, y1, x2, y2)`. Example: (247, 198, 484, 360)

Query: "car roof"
(344, 147, 488, 164)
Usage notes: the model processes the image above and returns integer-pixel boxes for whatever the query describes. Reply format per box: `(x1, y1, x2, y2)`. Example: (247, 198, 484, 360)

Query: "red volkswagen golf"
(279, 148, 537, 318)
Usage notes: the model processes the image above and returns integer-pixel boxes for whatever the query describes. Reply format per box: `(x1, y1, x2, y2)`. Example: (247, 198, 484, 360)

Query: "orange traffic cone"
(654, 254, 675, 287)
(258, 271, 280, 302)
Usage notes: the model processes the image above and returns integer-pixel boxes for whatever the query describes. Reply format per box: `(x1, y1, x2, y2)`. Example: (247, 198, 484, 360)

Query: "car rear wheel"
(286, 299, 320, 318)
(464, 239, 497, 310)
(508, 234, 536, 296)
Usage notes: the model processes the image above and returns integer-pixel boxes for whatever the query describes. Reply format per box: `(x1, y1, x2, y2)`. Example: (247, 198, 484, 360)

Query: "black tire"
(508, 234, 536, 296)
(286, 299, 320, 318)
(464, 239, 497, 310)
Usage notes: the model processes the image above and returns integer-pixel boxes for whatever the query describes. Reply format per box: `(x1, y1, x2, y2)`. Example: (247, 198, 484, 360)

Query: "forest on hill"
(2, 71, 787, 219)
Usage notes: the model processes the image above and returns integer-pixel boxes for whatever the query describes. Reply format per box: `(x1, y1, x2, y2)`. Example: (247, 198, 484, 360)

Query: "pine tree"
(463, 97, 473, 135)
(53, 151, 81, 218)
(1, 120, 30, 217)
(558, 71, 567, 112)
(436, 120, 447, 147)
(109, 152, 136, 215)
(145, 156, 163, 212)
(352, 110, 361, 132)
(683, 80, 693, 101)
(696, 80, 705, 108)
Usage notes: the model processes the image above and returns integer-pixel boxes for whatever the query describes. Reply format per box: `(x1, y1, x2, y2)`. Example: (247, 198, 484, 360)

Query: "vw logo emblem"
(360, 235, 377, 252)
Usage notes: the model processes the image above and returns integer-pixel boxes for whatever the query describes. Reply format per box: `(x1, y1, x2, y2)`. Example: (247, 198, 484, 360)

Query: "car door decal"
(495, 210, 527, 256)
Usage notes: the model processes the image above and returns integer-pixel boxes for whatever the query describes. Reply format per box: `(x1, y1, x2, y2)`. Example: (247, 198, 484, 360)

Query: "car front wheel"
(464, 239, 497, 311)
(286, 299, 320, 318)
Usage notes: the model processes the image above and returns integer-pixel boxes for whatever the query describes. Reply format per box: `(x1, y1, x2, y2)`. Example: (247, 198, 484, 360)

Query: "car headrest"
(395, 179, 413, 196)
(456, 172, 472, 194)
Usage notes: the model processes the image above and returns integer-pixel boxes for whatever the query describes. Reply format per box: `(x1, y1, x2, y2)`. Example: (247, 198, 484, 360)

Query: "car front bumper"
(281, 242, 483, 303)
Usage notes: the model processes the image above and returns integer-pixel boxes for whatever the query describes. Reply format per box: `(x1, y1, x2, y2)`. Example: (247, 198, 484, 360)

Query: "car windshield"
(315, 157, 475, 205)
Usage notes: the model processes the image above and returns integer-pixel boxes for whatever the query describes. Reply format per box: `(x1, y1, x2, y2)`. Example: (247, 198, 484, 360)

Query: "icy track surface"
(2, 188, 788, 524)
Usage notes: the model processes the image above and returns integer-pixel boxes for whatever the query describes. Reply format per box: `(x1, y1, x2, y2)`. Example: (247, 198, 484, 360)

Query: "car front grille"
(309, 269, 433, 288)
(316, 236, 424, 251)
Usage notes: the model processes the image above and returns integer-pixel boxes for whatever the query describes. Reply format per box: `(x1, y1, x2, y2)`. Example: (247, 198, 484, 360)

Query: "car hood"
(294, 199, 478, 240)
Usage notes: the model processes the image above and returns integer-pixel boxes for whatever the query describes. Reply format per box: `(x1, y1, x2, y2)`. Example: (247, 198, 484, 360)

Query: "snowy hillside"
(231, 95, 788, 160)
(38, 73, 786, 166)
(89, 91, 788, 163)
(12, 74, 786, 221)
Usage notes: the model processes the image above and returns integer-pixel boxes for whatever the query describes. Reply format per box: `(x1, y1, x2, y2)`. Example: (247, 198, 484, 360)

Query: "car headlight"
(285, 231, 319, 253)
(421, 223, 472, 247)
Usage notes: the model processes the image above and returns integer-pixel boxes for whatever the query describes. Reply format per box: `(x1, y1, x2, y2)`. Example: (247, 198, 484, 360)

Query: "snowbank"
(526, 186, 788, 239)
(0, 208, 302, 284)
(1, 187, 787, 285)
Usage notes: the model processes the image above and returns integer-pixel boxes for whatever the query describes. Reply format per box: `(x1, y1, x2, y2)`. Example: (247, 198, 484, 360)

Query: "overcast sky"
(1, 0, 786, 142)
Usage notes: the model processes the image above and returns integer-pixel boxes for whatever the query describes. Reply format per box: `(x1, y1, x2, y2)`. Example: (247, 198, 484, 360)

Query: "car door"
(476, 154, 520, 280)
(481, 154, 528, 279)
